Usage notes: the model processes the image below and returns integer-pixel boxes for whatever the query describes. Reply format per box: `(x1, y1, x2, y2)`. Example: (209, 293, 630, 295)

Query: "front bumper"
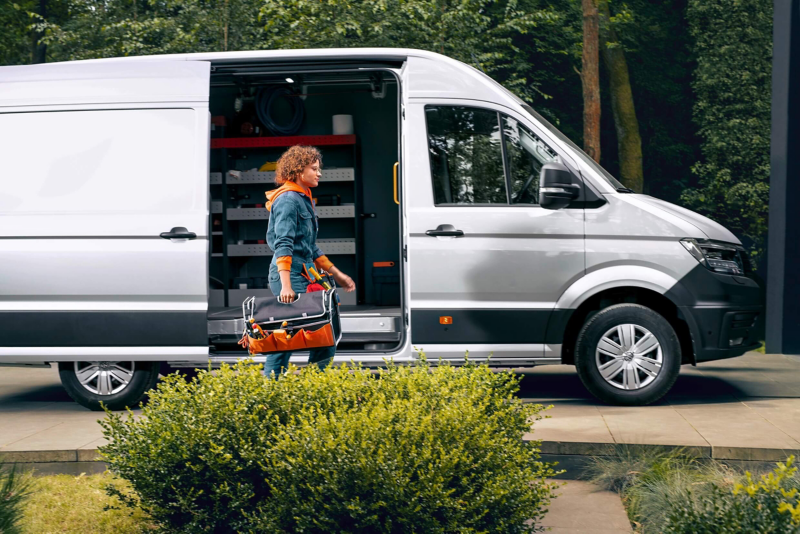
(668, 266, 765, 363)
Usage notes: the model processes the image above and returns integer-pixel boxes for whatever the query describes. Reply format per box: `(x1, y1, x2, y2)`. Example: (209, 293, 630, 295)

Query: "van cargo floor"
(208, 305, 402, 343)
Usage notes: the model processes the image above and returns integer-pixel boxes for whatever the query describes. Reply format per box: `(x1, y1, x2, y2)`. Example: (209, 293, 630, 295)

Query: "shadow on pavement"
(513, 366, 773, 405)
(0, 385, 73, 404)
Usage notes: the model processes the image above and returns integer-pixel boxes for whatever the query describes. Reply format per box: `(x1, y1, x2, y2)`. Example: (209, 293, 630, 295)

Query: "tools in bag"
(238, 283, 342, 355)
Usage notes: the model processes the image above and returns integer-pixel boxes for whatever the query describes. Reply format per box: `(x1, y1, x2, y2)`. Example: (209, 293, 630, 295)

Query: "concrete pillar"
(766, 0, 800, 354)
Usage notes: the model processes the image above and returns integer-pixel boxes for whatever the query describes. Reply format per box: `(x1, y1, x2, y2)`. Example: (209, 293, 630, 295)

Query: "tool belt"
(238, 283, 342, 355)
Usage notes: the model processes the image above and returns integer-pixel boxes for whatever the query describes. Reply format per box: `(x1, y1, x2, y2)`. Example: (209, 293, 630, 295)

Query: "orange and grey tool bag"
(238, 288, 342, 355)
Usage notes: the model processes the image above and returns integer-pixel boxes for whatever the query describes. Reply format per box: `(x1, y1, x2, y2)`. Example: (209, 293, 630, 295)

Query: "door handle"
(393, 162, 400, 205)
(160, 227, 197, 240)
(426, 224, 464, 237)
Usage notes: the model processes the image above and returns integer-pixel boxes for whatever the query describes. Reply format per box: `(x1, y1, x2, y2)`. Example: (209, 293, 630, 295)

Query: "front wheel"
(575, 304, 681, 405)
(58, 361, 161, 411)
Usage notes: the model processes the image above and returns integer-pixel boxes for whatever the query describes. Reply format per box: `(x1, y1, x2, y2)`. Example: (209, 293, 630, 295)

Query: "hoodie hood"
(265, 181, 312, 212)
(634, 195, 740, 244)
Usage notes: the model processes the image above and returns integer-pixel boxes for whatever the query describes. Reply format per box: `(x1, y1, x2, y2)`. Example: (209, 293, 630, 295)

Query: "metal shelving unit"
(209, 134, 361, 307)
(228, 238, 356, 257)
(224, 168, 354, 184)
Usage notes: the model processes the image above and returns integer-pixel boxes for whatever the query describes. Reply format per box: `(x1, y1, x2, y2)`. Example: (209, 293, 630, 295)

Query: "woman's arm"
(270, 197, 299, 302)
(327, 265, 356, 292)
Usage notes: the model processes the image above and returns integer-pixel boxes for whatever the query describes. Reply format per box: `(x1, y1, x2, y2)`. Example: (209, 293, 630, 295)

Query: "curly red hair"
(274, 145, 323, 185)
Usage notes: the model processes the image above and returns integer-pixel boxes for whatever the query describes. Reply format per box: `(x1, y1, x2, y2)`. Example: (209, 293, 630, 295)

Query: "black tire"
(58, 361, 161, 411)
(575, 304, 681, 406)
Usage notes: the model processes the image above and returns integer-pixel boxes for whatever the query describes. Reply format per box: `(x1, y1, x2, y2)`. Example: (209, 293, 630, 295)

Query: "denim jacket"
(265, 183, 328, 292)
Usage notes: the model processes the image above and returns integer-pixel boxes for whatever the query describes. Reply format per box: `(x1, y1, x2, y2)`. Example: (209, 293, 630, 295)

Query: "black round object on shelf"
(256, 86, 305, 136)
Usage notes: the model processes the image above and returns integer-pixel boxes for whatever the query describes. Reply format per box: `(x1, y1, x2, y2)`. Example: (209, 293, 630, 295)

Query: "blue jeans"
(263, 345, 336, 378)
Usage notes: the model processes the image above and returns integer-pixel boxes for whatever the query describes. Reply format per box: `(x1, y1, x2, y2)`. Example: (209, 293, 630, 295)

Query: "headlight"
(680, 239, 746, 275)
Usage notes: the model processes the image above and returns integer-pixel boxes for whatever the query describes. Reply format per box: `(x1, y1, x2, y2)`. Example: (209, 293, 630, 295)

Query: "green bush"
(664, 456, 800, 533)
(99, 359, 558, 533)
(0, 462, 34, 534)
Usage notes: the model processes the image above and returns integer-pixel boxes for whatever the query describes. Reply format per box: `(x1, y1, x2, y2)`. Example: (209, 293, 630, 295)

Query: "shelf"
(211, 253, 223, 257)
(223, 168, 354, 184)
(211, 135, 356, 149)
(211, 201, 223, 214)
(212, 231, 223, 235)
(210, 172, 222, 185)
(211, 288, 356, 307)
(227, 204, 355, 220)
(228, 238, 356, 257)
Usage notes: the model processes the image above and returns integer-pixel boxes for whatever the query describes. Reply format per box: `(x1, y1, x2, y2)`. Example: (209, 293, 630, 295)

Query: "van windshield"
(518, 103, 625, 191)
(464, 63, 625, 191)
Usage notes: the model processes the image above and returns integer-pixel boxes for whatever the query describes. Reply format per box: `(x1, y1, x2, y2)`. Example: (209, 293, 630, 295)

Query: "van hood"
(634, 195, 740, 244)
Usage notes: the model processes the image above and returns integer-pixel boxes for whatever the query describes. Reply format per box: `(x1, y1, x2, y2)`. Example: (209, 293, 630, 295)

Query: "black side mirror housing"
(539, 162, 581, 210)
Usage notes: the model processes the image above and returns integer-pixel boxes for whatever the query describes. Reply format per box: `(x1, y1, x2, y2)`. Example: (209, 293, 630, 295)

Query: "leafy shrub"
(664, 456, 800, 534)
(100, 359, 558, 533)
(0, 462, 34, 534)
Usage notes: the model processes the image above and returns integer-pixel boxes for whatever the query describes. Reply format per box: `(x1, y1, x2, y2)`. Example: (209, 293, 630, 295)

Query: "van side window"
(503, 116, 561, 204)
(425, 106, 507, 205)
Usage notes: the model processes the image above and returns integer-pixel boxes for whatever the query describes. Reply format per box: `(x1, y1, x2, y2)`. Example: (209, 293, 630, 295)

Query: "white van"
(0, 48, 764, 409)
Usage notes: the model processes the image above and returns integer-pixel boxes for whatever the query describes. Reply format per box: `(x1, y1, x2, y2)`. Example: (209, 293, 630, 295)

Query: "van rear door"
(0, 60, 211, 363)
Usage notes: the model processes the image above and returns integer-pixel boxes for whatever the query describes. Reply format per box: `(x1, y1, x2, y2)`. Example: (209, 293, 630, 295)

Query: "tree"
(38, 0, 266, 61)
(258, 0, 563, 106)
(580, 0, 601, 162)
(599, 0, 643, 192)
(683, 0, 772, 261)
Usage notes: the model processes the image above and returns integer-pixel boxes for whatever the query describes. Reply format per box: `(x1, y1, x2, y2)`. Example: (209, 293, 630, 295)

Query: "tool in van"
(307, 266, 332, 291)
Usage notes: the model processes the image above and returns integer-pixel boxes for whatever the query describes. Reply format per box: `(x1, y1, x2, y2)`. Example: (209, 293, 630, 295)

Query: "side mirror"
(538, 162, 581, 210)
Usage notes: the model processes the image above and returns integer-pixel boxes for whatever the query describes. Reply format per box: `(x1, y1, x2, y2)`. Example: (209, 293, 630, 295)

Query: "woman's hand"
(279, 285, 296, 303)
(329, 267, 356, 292)
(278, 270, 295, 303)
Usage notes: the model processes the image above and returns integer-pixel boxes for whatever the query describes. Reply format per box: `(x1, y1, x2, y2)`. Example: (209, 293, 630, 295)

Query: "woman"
(262, 145, 356, 377)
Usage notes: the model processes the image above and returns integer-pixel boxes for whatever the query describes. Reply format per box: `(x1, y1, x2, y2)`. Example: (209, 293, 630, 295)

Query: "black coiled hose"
(256, 86, 305, 136)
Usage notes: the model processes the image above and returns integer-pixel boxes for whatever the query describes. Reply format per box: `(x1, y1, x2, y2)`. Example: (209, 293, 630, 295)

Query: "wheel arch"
(550, 270, 695, 366)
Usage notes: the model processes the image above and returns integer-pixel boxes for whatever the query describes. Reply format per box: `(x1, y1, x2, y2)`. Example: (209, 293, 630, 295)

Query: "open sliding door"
(0, 59, 211, 362)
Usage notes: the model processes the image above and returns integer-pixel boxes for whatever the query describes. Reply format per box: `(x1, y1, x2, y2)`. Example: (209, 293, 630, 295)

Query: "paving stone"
(540, 480, 632, 533)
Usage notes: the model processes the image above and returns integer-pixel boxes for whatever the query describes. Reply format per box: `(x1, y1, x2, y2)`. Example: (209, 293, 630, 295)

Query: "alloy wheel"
(595, 324, 662, 390)
(74, 361, 136, 395)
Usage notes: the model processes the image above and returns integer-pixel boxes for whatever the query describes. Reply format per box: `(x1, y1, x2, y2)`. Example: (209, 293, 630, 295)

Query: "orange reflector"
(439, 316, 453, 325)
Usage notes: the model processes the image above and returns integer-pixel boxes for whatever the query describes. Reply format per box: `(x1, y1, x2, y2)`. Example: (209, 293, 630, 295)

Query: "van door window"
(502, 116, 561, 205)
(425, 106, 506, 205)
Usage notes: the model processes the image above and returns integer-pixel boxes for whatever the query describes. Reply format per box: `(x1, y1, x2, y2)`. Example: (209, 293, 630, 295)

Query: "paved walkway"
(540, 480, 632, 534)
(2, 352, 800, 468)
(517, 352, 800, 462)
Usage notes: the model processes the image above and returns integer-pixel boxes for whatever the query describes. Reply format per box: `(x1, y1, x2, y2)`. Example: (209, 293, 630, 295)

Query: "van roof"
(56, 47, 426, 66)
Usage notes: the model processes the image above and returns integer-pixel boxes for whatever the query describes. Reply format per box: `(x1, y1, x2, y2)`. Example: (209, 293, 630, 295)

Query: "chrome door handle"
(426, 224, 464, 237)
(160, 227, 197, 239)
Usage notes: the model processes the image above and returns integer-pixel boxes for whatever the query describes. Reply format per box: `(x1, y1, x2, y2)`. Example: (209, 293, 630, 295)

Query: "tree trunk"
(581, 0, 601, 162)
(31, 0, 47, 64)
(599, 0, 643, 192)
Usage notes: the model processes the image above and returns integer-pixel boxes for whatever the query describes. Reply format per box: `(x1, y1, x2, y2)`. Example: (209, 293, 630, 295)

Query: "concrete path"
(517, 352, 800, 463)
(2, 352, 800, 470)
(540, 480, 632, 534)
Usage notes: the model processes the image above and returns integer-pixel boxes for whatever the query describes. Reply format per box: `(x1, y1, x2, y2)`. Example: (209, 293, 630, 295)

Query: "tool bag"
(239, 287, 342, 355)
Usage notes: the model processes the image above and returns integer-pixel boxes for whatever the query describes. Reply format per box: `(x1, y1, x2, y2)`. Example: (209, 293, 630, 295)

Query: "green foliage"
(0, 462, 35, 534)
(664, 456, 800, 533)
(587, 448, 800, 533)
(682, 0, 772, 262)
(99, 359, 559, 533)
(37, 0, 266, 60)
(258, 0, 564, 104)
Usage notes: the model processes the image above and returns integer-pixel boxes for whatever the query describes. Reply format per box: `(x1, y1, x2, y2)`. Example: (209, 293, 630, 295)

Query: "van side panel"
(0, 61, 211, 362)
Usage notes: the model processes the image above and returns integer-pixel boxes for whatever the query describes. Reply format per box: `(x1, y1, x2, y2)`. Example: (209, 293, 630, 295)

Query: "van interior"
(204, 60, 404, 356)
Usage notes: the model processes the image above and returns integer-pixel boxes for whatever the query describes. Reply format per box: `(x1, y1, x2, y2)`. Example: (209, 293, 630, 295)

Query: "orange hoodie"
(265, 181, 334, 273)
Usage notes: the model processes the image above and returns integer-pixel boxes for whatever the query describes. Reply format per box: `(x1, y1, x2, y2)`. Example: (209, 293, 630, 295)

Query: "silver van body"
(0, 48, 764, 407)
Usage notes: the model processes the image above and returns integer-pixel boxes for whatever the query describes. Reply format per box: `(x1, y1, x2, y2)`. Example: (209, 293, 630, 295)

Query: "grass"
(583, 446, 788, 533)
(18, 471, 155, 534)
